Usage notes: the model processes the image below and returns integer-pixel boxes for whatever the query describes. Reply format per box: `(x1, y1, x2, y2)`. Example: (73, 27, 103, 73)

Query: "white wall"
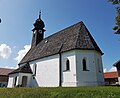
(29, 54, 60, 87)
(7, 76, 14, 88)
(27, 50, 104, 87)
(8, 49, 104, 87)
(7, 73, 19, 88)
(61, 50, 77, 86)
(18, 73, 32, 87)
(75, 50, 104, 86)
(94, 51, 104, 86)
(7, 73, 32, 88)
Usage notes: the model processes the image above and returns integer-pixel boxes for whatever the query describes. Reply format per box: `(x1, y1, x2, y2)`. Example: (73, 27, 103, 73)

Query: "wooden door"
(22, 76, 27, 87)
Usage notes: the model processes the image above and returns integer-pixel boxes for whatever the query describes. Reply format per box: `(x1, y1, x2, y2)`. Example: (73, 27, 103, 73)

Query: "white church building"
(7, 13, 104, 87)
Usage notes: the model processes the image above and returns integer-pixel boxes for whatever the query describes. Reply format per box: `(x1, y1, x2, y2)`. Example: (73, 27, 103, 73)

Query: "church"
(7, 13, 105, 87)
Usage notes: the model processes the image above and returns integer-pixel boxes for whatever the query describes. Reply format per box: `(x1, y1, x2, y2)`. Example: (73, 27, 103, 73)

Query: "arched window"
(97, 59, 101, 72)
(83, 58, 87, 71)
(33, 63, 37, 76)
(66, 59, 70, 71)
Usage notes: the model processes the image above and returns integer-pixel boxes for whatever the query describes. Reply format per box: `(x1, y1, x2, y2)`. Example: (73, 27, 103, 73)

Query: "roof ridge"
(44, 21, 83, 40)
(74, 21, 103, 55)
(75, 22, 83, 48)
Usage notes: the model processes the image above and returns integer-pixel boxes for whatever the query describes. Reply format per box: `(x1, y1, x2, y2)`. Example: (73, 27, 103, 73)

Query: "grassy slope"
(0, 87, 120, 98)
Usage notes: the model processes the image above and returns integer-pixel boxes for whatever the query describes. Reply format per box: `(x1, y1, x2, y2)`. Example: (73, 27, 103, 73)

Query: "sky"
(0, 0, 119, 72)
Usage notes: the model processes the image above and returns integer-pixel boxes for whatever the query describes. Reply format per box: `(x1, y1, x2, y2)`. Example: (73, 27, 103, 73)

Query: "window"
(64, 59, 70, 71)
(83, 59, 87, 71)
(97, 59, 101, 72)
(83, 58, 89, 71)
(33, 63, 37, 76)
(66, 59, 70, 71)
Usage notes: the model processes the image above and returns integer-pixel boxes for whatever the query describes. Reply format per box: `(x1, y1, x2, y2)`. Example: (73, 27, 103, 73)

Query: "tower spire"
(32, 11, 45, 47)
(39, 10, 41, 19)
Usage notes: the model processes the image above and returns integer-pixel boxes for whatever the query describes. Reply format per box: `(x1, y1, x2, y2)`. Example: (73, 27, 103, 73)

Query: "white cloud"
(104, 68, 107, 72)
(0, 44, 12, 59)
(14, 45, 31, 63)
(108, 67, 117, 72)
(0, 65, 16, 69)
(104, 67, 117, 72)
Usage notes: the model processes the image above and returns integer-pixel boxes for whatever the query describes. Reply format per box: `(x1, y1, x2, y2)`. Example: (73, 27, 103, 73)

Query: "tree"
(108, 0, 120, 34)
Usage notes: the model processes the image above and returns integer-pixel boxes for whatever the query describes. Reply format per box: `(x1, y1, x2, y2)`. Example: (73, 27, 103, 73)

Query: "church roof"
(9, 63, 32, 75)
(19, 21, 103, 64)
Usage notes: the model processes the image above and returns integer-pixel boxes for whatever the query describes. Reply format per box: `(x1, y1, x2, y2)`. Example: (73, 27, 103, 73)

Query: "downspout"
(58, 44, 63, 87)
(59, 53, 62, 86)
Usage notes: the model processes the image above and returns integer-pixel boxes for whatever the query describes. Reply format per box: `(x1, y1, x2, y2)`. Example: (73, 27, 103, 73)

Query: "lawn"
(0, 86, 120, 98)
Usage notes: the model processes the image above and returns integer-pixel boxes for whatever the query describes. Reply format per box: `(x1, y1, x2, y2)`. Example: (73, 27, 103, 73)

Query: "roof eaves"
(113, 60, 120, 66)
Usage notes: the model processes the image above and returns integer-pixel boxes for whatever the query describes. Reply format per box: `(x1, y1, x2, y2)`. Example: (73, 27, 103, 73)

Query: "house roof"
(104, 72, 118, 79)
(19, 21, 103, 64)
(0, 68, 14, 76)
(9, 63, 33, 75)
(113, 60, 120, 66)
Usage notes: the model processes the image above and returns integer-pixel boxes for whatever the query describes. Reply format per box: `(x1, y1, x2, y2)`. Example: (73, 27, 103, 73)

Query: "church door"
(22, 76, 27, 87)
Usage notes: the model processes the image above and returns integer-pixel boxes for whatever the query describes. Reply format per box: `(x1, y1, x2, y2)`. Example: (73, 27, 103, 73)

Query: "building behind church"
(0, 68, 14, 87)
(7, 13, 105, 87)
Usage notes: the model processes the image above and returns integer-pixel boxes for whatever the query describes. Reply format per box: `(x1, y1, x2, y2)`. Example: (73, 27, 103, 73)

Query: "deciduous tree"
(108, 0, 120, 34)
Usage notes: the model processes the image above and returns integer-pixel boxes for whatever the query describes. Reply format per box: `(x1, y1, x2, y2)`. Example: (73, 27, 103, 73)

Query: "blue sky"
(0, 0, 119, 71)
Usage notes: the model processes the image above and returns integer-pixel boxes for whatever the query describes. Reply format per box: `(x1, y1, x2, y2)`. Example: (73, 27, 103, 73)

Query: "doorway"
(22, 76, 27, 87)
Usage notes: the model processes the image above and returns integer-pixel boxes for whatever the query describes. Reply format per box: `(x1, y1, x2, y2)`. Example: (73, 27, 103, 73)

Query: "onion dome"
(33, 11, 45, 30)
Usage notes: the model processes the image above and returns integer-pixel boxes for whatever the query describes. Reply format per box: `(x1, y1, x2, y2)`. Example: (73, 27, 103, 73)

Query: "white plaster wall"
(75, 50, 104, 86)
(18, 73, 32, 87)
(7, 73, 19, 88)
(7, 76, 14, 88)
(62, 50, 77, 87)
(118, 77, 120, 85)
(94, 52, 105, 86)
(7, 73, 32, 88)
(29, 54, 60, 87)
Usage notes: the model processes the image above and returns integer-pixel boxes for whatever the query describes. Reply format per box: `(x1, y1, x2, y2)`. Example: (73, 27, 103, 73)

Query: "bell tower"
(31, 11, 45, 47)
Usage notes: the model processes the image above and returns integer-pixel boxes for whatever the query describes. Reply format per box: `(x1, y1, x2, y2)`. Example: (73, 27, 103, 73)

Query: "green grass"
(0, 86, 120, 98)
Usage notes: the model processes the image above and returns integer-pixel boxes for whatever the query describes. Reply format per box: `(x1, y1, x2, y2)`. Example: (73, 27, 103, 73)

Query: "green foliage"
(108, 0, 120, 34)
(0, 87, 120, 98)
(113, 26, 118, 30)
(108, 0, 120, 4)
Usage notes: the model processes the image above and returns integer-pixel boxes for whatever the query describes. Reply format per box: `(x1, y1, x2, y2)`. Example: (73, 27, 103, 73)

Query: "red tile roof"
(0, 68, 14, 76)
(104, 72, 118, 79)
